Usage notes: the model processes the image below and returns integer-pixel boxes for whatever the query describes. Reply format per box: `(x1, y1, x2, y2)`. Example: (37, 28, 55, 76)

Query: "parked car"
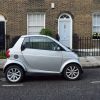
(3, 35, 83, 83)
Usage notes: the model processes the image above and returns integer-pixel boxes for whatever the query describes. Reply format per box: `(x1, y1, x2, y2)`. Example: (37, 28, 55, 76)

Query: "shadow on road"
(0, 70, 4, 78)
(23, 74, 64, 82)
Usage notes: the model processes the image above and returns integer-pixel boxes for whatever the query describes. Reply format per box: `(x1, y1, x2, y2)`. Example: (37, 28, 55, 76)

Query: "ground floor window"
(27, 13, 45, 35)
(92, 13, 100, 39)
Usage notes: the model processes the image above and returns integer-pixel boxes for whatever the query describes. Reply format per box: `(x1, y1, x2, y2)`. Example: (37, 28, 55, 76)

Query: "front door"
(0, 22, 5, 49)
(58, 14, 72, 49)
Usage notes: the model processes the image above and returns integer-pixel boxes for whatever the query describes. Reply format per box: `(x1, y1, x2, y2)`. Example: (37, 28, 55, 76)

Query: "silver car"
(3, 35, 83, 83)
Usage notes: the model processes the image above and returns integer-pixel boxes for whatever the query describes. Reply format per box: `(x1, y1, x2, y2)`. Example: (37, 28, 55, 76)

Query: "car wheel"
(5, 65, 24, 83)
(63, 63, 81, 80)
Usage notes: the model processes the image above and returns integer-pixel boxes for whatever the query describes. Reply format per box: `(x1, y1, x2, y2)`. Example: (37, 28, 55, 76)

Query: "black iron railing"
(0, 36, 20, 59)
(0, 36, 100, 58)
(73, 36, 100, 56)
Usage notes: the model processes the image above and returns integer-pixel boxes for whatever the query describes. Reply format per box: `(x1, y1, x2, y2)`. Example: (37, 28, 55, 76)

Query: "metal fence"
(0, 36, 20, 58)
(0, 36, 100, 58)
(73, 36, 100, 56)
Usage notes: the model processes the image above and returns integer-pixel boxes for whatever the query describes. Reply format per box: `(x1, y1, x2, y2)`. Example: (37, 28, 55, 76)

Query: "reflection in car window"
(22, 37, 30, 48)
(22, 36, 60, 51)
(29, 36, 59, 51)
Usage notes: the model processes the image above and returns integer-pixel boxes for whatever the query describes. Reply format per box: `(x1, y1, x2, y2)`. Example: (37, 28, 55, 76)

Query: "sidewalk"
(0, 59, 6, 70)
(0, 56, 100, 70)
(79, 56, 100, 68)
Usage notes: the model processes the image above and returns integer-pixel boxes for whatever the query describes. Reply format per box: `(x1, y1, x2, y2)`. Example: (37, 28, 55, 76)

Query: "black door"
(0, 22, 5, 49)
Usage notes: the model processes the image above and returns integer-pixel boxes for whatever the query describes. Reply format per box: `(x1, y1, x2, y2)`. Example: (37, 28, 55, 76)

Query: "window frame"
(27, 12, 46, 35)
(92, 12, 100, 39)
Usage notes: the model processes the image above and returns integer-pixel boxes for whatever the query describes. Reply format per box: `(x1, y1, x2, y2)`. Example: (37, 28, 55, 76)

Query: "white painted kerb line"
(90, 81, 100, 84)
(2, 84, 24, 87)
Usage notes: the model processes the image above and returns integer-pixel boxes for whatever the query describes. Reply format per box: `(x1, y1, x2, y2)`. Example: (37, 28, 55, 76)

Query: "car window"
(22, 36, 62, 51)
(22, 37, 30, 48)
(29, 36, 60, 51)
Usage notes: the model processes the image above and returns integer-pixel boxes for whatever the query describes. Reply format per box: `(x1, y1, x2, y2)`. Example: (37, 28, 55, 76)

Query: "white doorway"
(0, 15, 6, 49)
(58, 13, 72, 49)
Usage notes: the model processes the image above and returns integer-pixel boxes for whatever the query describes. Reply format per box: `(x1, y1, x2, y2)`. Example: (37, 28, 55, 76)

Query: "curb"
(82, 66, 100, 69)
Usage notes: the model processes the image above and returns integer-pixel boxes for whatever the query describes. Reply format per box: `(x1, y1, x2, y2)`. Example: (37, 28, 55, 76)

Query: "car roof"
(21, 35, 50, 38)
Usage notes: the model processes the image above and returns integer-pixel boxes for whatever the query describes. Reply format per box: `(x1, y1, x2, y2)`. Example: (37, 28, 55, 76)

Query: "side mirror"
(21, 44, 26, 51)
(56, 46, 61, 51)
(57, 47, 61, 51)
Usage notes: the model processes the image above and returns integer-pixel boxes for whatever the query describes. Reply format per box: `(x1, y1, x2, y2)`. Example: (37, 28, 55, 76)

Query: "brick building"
(0, 0, 100, 49)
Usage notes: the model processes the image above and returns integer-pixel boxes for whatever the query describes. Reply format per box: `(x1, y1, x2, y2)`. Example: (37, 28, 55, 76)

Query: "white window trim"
(27, 12, 46, 35)
(92, 12, 100, 33)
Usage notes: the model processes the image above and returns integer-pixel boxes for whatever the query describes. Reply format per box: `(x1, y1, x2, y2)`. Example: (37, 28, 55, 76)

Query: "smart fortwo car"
(3, 35, 83, 83)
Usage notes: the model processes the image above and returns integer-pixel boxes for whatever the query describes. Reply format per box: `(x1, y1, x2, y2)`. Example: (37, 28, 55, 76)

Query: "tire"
(5, 65, 24, 83)
(63, 63, 81, 80)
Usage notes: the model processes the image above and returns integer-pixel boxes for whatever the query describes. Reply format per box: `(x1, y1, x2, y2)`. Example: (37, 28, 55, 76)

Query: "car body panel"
(60, 59, 81, 73)
(3, 59, 27, 72)
(22, 49, 63, 72)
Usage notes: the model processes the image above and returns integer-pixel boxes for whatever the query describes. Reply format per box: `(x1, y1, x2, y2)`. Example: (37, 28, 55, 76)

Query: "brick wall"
(0, 0, 100, 38)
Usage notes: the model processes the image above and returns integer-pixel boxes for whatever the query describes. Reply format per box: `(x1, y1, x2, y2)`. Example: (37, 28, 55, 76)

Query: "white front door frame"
(58, 13, 73, 49)
(0, 14, 6, 50)
(0, 15, 6, 35)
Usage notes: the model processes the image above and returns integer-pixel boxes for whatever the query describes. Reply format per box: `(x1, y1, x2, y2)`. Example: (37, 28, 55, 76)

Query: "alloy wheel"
(64, 64, 81, 80)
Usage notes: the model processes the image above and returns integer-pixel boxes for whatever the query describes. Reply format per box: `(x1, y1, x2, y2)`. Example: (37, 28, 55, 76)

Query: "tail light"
(6, 49, 10, 58)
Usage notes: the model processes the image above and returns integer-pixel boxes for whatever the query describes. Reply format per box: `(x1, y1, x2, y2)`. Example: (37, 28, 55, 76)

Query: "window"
(27, 13, 45, 35)
(60, 15, 70, 19)
(92, 13, 100, 39)
(93, 0, 100, 3)
(22, 37, 30, 48)
(22, 36, 61, 51)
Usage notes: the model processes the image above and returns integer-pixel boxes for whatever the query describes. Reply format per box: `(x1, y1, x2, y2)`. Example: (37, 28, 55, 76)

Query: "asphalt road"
(0, 68, 100, 100)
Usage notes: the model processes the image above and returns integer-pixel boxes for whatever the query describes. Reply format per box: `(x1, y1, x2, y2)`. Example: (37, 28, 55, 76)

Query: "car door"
(21, 36, 63, 72)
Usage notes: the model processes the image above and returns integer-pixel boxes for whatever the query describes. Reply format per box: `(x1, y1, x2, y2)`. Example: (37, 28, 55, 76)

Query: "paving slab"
(79, 56, 100, 68)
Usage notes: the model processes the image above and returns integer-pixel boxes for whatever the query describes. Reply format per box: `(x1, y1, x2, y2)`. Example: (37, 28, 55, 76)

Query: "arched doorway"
(0, 15, 6, 49)
(58, 13, 72, 49)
